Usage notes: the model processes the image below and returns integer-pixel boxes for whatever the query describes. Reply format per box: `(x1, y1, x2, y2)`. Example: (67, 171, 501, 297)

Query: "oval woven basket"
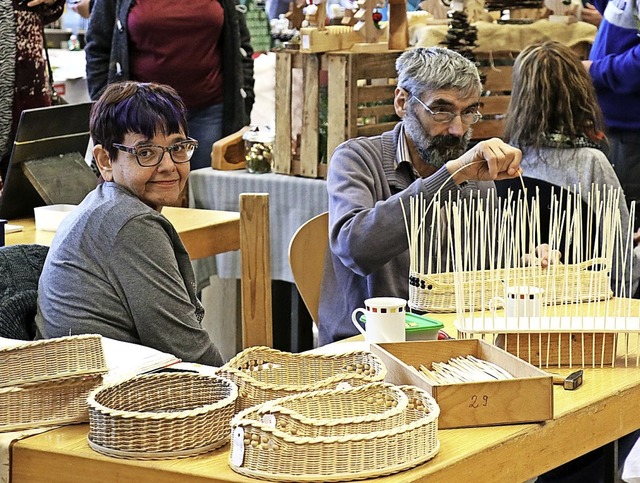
(229, 383, 440, 482)
(409, 258, 612, 313)
(218, 347, 387, 413)
(87, 372, 238, 459)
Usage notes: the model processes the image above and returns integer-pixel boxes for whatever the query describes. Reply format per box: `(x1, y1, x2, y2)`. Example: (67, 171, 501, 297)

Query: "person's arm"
(71, 0, 92, 19)
(587, 45, 640, 94)
(586, 0, 640, 94)
(30, 0, 65, 25)
(581, 3, 602, 27)
(328, 139, 460, 276)
(587, 0, 608, 15)
(84, 0, 116, 100)
(109, 215, 223, 366)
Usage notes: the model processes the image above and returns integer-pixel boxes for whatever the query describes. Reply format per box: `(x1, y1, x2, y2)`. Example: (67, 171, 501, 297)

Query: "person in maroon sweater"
(85, 0, 255, 171)
(0, 0, 66, 188)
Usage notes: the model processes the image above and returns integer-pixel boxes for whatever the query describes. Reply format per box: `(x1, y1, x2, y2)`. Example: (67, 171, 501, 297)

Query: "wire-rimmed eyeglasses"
(411, 96, 482, 125)
(113, 138, 199, 167)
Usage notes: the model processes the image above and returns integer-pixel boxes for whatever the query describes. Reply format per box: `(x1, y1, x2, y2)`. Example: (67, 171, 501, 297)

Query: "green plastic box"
(359, 312, 444, 341)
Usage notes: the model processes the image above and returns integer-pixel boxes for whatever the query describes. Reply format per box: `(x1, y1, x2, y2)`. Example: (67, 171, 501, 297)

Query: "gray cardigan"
(85, 0, 255, 137)
(36, 183, 223, 366)
(318, 123, 494, 344)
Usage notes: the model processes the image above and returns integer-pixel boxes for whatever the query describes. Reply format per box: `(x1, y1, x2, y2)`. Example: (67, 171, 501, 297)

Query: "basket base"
(229, 441, 440, 482)
(87, 435, 229, 460)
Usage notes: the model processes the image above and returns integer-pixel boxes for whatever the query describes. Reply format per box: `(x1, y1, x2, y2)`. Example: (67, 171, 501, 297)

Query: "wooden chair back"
(288, 212, 329, 323)
(240, 193, 273, 348)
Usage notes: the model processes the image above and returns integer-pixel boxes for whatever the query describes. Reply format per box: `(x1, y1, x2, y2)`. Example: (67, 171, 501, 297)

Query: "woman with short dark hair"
(36, 81, 223, 366)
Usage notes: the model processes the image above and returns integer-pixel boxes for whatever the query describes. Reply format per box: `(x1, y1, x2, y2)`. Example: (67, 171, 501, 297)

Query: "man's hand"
(581, 3, 602, 27)
(522, 244, 563, 268)
(445, 138, 522, 184)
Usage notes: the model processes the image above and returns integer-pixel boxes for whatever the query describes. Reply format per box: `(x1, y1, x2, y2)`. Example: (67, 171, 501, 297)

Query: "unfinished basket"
(409, 259, 612, 313)
(229, 383, 440, 482)
(87, 372, 238, 459)
(218, 346, 387, 412)
(0, 374, 104, 432)
(0, 334, 107, 388)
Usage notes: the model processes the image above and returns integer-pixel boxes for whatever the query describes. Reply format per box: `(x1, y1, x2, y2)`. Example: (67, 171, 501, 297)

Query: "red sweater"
(128, 0, 224, 109)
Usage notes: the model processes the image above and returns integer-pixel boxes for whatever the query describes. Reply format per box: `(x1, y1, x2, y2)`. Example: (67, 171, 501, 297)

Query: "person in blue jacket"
(583, 0, 640, 230)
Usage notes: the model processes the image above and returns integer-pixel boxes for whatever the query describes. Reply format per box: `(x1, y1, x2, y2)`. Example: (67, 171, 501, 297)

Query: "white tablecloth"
(189, 168, 328, 283)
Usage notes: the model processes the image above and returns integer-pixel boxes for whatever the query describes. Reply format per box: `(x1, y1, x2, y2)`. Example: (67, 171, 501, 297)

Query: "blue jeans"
(187, 103, 224, 171)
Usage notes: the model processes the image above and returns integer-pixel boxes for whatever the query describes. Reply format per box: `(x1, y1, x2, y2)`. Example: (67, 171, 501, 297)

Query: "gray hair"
(396, 47, 482, 99)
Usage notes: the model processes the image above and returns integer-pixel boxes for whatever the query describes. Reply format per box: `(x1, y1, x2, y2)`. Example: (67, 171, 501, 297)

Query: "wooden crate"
(474, 54, 513, 141)
(273, 49, 519, 179)
(273, 50, 403, 179)
(371, 339, 553, 429)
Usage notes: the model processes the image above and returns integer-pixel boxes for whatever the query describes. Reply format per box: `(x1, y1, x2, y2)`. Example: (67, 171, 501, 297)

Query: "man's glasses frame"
(411, 95, 482, 125)
(113, 138, 199, 167)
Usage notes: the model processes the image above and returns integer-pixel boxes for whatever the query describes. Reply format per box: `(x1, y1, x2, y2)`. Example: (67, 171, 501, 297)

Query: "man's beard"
(403, 110, 471, 169)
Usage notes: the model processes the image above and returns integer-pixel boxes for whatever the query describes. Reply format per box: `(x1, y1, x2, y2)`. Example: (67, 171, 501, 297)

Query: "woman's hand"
(446, 138, 523, 184)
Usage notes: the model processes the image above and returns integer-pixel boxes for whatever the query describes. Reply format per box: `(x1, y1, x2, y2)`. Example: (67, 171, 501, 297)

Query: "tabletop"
(10, 299, 640, 483)
(5, 206, 241, 261)
(189, 168, 327, 283)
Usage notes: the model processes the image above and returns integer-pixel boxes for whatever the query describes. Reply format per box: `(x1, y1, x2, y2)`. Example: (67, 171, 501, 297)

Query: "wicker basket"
(0, 334, 107, 388)
(218, 346, 387, 412)
(245, 382, 410, 437)
(0, 374, 104, 432)
(229, 383, 440, 482)
(409, 258, 612, 313)
(87, 372, 238, 459)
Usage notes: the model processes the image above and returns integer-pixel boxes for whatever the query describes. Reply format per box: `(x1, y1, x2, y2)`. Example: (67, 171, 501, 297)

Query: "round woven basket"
(218, 346, 387, 412)
(87, 372, 237, 459)
(229, 383, 440, 482)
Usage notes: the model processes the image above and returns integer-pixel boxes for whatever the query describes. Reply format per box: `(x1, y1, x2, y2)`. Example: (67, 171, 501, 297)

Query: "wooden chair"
(239, 193, 273, 349)
(288, 211, 328, 323)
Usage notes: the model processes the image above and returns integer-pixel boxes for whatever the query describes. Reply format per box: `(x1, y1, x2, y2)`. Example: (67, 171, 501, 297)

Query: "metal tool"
(551, 369, 584, 390)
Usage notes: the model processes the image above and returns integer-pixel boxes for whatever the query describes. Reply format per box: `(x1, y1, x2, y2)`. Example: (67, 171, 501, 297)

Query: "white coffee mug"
(489, 286, 544, 318)
(351, 297, 407, 343)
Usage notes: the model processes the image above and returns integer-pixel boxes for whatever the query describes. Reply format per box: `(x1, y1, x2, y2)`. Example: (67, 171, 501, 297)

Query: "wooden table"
(10, 300, 640, 483)
(6, 207, 240, 260)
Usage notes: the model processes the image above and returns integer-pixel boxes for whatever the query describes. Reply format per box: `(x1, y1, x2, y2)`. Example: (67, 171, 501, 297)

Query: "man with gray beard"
(317, 47, 523, 345)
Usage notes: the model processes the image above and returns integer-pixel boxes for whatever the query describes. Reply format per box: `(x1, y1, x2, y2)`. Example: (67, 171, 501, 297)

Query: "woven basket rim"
(0, 373, 104, 394)
(231, 384, 439, 444)
(220, 346, 387, 391)
(87, 372, 238, 420)
(251, 382, 409, 426)
(0, 333, 103, 353)
(409, 257, 612, 279)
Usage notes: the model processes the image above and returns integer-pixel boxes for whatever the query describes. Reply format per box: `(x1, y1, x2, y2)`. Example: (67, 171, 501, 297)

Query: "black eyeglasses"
(113, 138, 199, 167)
(411, 96, 482, 125)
